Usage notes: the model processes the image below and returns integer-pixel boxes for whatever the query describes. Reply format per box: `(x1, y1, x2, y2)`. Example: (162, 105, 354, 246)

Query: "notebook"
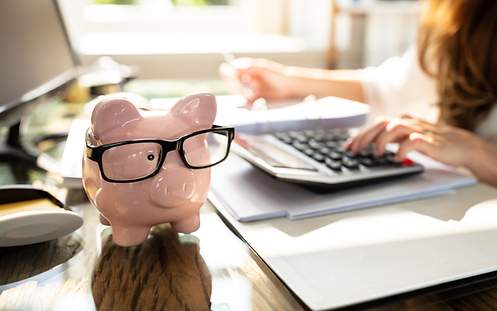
(209, 153, 476, 222)
(210, 182, 497, 310)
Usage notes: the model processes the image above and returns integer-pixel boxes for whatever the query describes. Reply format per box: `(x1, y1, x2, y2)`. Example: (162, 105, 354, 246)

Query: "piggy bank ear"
(91, 97, 142, 139)
(171, 93, 217, 128)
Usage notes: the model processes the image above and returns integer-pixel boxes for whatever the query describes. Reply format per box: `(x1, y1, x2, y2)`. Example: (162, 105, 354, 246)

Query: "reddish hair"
(418, 0, 497, 130)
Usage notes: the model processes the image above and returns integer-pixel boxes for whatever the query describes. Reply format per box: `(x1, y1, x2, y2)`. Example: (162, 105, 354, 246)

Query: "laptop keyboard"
(274, 129, 410, 173)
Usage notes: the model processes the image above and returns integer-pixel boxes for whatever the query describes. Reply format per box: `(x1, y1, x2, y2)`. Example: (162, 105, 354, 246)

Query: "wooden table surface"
(2, 186, 497, 311)
(0, 188, 305, 311)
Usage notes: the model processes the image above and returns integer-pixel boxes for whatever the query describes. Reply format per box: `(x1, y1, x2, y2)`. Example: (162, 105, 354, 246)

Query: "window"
(58, 0, 331, 78)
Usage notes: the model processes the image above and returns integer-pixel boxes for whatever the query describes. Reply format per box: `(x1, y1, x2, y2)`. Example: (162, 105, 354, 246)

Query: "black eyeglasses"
(85, 125, 235, 183)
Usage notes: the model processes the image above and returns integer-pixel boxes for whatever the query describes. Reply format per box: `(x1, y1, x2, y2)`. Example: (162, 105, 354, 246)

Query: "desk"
(2, 80, 497, 310)
(3, 191, 497, 311)
(0, 192, 303, 311)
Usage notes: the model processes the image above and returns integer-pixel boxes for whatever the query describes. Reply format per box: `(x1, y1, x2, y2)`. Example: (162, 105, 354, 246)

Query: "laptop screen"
(0, 0, 76, 109)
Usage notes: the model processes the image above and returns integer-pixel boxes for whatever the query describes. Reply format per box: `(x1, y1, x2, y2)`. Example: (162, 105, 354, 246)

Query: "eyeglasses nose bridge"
(175, 140, 182, 151)
(158, 142, 182, 169)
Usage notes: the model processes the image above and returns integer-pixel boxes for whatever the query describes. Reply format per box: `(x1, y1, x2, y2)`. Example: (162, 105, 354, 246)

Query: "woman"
(220, 0, 497, 187)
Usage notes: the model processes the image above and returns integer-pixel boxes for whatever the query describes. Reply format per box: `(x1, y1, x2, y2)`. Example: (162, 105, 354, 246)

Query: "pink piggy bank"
(82, 93, 234, 246)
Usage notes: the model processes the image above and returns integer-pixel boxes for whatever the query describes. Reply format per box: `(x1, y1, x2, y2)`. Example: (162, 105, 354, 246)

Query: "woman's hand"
(346, 115, 497, 186)
(219, 57, 367, 106)
(219, 58, 295, 107)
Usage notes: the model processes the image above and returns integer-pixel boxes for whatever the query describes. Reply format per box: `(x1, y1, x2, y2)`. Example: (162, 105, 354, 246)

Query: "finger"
(219, 62, 238, 86)
(374, 121, 416, 156)
(220, 62, 251, 98)
(224, 69, 258, 107)
(401, 115, 441, 133)
(239, 73, 256, 100)
(245, 82, 263, 108)
(343, 137, 354, 149)
(395, 132, 435, 161)
(348, 119, 390, 153)
(348, 120, 389, 153)
(231, 57, 257, 70)
(236, 73, 264, 107)
(374, 117, 441, 155)
(219, 62, 233, 77)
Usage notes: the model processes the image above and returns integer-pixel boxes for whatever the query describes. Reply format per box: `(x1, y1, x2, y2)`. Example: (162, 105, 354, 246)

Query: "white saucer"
(0, 209, 82, 247)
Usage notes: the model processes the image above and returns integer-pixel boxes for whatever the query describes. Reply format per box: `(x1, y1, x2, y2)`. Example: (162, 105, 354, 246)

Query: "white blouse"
(361, 48, 497, 144)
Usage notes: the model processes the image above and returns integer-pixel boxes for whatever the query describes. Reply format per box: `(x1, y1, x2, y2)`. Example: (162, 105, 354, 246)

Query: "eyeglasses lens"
(102, 142, 161, 181)
(182, 130, 230, 168)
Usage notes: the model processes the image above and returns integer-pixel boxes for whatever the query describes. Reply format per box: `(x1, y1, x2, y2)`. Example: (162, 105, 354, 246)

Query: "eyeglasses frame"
(85, 125, 235, 183)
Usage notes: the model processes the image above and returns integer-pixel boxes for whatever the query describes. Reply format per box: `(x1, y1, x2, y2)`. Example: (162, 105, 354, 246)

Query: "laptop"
(232, 128, 424, 191)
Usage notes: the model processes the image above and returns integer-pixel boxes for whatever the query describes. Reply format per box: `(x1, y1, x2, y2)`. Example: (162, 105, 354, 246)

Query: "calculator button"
(328, 151, 342, 161)
(304, 148, 315, 157)
(308, 140, 323, 149)
(334, 146, 346, 153)
(288, 131, 300, 139)
(325, 158, 342, 171)
(359, 149, 373, 158)
(376, 158, 388, 166)
(325, 141, 341, 149)
(276, 133, 293, 144)
(292, 142, 307, 151)
(359, 158, 374, 167)
(385, 154, 399, 164)
(295, 135, 308, 143)
(312, 153, 325, 162)
(342, 157, 359, 169)
(319, 147, 331, 155)
(313, 134, 325, 141)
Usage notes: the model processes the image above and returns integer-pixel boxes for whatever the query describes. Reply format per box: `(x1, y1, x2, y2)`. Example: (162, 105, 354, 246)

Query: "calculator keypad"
(274, 129, 409, 173)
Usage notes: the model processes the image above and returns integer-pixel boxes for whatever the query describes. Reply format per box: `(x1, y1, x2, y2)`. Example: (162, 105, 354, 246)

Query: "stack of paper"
(211, 177, 497, 310)
(60, 119, 88, 188)
(209, 154, 476, 222)
(150, 95, 369, 134)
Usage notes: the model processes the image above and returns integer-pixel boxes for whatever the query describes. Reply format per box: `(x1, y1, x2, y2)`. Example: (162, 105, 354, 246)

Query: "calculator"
(232, 128, 424, 192)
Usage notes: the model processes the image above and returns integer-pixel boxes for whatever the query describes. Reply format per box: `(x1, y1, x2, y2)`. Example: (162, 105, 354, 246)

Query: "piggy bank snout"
(150, 166, 196, 207)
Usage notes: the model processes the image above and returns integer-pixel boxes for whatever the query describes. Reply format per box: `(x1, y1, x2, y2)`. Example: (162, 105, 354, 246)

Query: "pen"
(222, 52, 253, 98)
(222, 53, 267, 110)
(222, 52, 236, 65)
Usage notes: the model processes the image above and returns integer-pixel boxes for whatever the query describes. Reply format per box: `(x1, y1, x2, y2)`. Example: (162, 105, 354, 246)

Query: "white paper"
(210, 167, 497, 310)
(210, 154, 476, 222)
(150, 95, 369, 134)
(60, 119, 87, 188)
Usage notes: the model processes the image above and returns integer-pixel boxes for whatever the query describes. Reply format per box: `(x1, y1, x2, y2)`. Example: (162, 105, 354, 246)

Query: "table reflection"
(0, 234, 82, 286)
(92, 224, 211, 311)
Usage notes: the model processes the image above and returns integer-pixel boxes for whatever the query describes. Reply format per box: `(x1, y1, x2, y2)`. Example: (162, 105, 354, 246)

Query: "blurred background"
(58, 0, 420, 79)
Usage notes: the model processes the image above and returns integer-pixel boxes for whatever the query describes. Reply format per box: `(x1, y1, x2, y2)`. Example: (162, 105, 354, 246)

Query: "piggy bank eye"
(147, 154, 155, 161)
